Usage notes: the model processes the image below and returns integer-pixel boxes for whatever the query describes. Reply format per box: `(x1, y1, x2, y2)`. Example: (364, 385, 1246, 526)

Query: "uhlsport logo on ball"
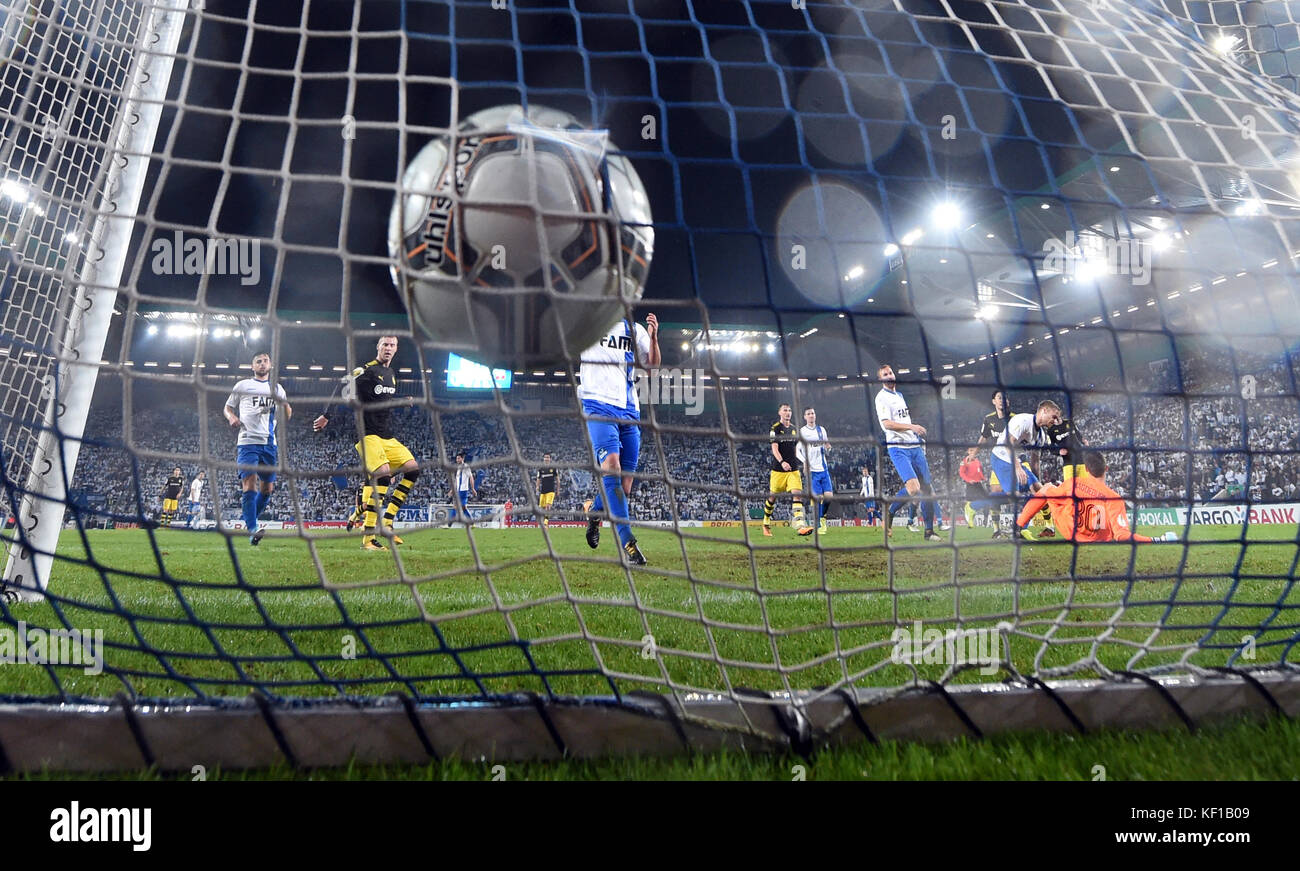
(388, 104, 654, 369)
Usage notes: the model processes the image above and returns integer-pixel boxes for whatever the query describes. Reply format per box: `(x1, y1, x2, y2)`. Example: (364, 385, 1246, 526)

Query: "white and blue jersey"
(797, 423, 834, 496)
(227, 377, 287, 481)
(875, 386, 930, 485)
(579, 319, 650, 469)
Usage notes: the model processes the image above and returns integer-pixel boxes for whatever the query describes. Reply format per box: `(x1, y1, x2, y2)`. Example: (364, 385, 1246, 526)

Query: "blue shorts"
(586, 419, 641, 473)
(456, 490, 470, 508)
(237, 444, 277, 482)
(887, 446, 930, 485)
(990, 455, 1037, 496)
(809, 470, 833, 496)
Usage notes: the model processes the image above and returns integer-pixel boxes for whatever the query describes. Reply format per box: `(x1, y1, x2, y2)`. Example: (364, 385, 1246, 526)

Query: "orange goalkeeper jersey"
(1016, 477, 1153, 542)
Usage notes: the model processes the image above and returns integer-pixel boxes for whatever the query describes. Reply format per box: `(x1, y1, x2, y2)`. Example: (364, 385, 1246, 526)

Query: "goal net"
(1, 0, 1298, 768)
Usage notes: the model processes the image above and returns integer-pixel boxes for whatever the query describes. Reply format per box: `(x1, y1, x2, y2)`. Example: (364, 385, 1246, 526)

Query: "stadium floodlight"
(146, 325, 158, 336)
(680, 341, 689, 350)
(248, 328, 262, 340)
(845, 264, 865, 280)
(975, 304, 999, 319)
(0, 179, 29, 203)
(882, 243, 899, 257)
(1074, 259, 1101, 281)
(1151, 232, 1172, 251)
(900, 227, 923, 246)
(1235, 198, 1263, 215)
(930, 201, 961, 229)
(1212, 33, 1241, 54)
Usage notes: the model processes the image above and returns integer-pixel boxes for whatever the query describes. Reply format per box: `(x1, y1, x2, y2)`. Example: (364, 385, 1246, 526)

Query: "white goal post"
(1, 0, 188, 601)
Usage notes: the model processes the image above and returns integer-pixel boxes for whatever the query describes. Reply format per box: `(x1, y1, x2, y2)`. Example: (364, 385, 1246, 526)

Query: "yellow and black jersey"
(162, 475, 184, 500)
(1046, 417, 1089, 474)
(324, 359, 400, 440)
(770, 421, 799, 471)
(537, 467, 558, 495)
(979, 410, 1010, 441)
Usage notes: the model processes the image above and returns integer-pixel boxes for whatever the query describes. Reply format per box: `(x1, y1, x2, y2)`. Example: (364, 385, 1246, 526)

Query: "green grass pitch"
(1, 523, 1297, 779)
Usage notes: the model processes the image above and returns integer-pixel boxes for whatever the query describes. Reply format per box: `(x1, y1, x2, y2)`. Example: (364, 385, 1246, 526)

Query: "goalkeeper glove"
(1159, 531, 1179, 542)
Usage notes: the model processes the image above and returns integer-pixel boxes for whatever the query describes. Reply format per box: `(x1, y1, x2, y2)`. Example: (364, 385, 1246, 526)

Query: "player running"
(764, 403, 813, 537)
(797, 407, 833, 535)
(225, 351, 292, 545)
(579, 313, 660, 565)
(313, 336, 420, 551)
(536, 454, 559, 527)
(159, 467, 184, 528)
(1017, 452, 1178, 543)
(874, 364, 941, 541)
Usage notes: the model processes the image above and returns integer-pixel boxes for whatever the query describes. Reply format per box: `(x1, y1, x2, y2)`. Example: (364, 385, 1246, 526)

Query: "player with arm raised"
(312, 336, 420, 551)
(580, 313, 659, 566)
(797, 407, 833, 535)
(224, 351, 292, 545)
(1017, 452, 1178, 543)
(763, 403, 813, 537)
(874, 364, 941, 541)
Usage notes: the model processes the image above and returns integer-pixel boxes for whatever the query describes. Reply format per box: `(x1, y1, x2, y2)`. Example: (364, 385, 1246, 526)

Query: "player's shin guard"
(382, 472, 417, 524)
(792, 499, 807, 528)
(240, 491, 258, 532)
(602, 475, 633, 548)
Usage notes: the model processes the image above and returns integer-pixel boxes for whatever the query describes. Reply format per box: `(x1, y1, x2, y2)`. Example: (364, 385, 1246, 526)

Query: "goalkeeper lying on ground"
(1016, 451, 1178, 543)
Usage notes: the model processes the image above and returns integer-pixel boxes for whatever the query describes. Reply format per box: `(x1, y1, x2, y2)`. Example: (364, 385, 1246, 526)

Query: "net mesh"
(0, 0, 1298, 735)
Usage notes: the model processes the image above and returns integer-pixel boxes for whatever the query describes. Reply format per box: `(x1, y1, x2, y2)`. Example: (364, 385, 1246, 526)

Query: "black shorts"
(965, 482, 988, 500)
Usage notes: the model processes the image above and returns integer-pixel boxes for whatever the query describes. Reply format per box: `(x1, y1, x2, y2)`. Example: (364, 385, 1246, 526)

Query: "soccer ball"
(388, 104, 654, 370)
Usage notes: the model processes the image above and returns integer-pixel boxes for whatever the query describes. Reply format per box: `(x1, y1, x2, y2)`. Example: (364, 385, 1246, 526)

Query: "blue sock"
(241, 490, 258, 533)
(255, 490, 270, 516)
(888, 486, 909, 517)
(602, 474, 633, 548)
(819, 500, 828, 520)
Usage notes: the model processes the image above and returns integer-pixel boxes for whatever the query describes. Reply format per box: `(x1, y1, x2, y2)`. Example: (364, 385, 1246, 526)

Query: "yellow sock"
(382, 477, 415, 524)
